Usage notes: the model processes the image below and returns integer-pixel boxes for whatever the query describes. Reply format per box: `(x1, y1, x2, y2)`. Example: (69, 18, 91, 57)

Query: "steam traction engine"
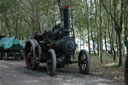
(24, 0, 90, 76)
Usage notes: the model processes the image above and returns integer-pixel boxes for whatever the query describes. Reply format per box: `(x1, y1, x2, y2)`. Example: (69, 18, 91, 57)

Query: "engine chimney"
(63, 6, 70, 34)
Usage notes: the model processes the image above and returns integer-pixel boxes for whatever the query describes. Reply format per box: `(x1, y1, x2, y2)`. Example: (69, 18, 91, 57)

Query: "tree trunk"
(85, 0, 90, 54)
(101, 0, 123, 65)
(99, 0, 103, 63)
(104, 31, 108, 54)
(95, 0, 98, 55)
(116, 34, 119, 56)
(124, 12, 128, 53)
(118, 33, 122, 66)
(118, 0, 123, 66)
(111, 23, 116, 61)
(70, 1, 75, 40)
(91, 28, 96, 55)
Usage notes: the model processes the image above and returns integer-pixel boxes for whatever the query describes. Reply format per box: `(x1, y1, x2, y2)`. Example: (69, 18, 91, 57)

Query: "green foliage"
(0, 0, 127, 43)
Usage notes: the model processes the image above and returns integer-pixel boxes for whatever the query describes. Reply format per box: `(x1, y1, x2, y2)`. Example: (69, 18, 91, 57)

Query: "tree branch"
(100, 0, 120, 32)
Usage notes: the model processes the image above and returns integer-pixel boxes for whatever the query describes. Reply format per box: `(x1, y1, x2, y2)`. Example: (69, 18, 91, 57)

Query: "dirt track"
(0, 60, 125, 85)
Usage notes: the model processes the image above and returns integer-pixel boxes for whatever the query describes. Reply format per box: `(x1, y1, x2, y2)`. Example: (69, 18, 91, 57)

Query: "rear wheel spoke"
(78, 50, 90, 74)
(25, 39, 40, 70)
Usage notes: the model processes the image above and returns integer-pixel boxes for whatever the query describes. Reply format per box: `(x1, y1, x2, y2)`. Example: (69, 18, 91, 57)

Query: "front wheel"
(78, 49, 90, 74)
(47, 49, 56, 76)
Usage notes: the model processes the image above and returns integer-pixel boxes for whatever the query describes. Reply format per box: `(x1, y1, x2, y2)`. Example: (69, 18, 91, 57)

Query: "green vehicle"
(0, 36, 25, 60)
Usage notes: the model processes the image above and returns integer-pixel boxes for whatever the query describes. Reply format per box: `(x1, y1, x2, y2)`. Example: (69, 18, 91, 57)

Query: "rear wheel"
(21, 54, 24, 60)
(47, 49, 56, 76)
(2, 52, 8, 60)
(78, 49, 90, 74)
(15, 54, 23, 60)
(0, 52, 2, 60)
(24, 39, 41, 70)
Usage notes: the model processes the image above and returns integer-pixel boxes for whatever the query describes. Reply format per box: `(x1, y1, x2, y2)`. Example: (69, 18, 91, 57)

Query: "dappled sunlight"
(13, 74, 17, 77)
(97, 83, 112, 85)
(104, 63, 118, 67)
(94, 78, 111, 82)
(63, 83, 74, 85)
(0, 64, 9, 68)
(90, 56, 124, 83)
(0, 60, 123, 85)
(25, 80, 39, 83)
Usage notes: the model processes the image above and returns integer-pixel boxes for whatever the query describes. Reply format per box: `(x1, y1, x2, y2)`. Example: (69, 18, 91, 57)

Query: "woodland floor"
(0, 55, 125, 85)
(90, 54, 125, 84)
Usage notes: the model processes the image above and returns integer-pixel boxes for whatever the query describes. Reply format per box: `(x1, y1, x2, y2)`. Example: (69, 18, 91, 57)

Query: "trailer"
(0, 37, 24, 60)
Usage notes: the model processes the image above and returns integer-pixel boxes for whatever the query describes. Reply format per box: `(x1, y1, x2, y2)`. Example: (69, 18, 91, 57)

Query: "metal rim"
(32, 39, 41, 64)
(47, 49, 56, 76)
(24, 39, 40, 70)
(78, 50, 90, 74)
(25, 41, 34, 69)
